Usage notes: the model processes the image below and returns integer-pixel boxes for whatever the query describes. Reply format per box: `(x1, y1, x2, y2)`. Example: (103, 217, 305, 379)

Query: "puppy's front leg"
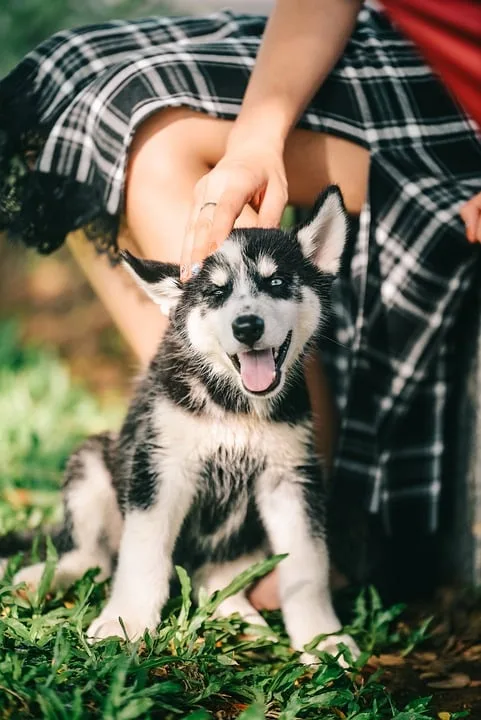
(258, 471, 358, 663)
(87, 452, 195, 642)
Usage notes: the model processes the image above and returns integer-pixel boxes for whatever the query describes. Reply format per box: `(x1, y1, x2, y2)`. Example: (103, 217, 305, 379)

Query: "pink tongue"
(238, 349, 276, 392)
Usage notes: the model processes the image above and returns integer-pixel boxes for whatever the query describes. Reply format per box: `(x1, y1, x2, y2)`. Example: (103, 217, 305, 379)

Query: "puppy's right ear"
(121, 250, 183, 316)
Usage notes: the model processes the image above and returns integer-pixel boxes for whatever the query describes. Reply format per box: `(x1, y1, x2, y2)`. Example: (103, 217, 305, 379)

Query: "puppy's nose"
(232, 314, 265, 346)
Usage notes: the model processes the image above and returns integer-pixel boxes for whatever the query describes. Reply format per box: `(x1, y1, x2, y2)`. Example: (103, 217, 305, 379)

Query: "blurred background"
(0, 0, 272, 400)
(0, 1, 272, 520)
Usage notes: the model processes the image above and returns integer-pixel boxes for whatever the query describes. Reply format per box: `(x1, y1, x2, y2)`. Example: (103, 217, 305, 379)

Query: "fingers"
(460, 191, 481, 243)
(461, 200, 478, 242)
(208, 187, 252, 252)
(258, 179, 288, 228)
(180, 178, 217, 281)
(191, 201, 218, 263)
(180, 172, 254, 281)
(179, 148, 287, 281)
(180, 216, 199, 282)
(473, 212, 481, 244)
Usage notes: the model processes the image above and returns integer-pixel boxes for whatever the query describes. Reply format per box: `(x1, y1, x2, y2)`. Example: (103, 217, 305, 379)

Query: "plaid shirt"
(1, 7, 480, 534)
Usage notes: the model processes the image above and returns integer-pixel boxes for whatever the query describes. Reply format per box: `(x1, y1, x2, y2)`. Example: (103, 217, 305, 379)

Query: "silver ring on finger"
(200, 201, 217, 212)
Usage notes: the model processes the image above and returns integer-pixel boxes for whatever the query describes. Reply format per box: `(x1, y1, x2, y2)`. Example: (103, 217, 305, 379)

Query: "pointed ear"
(120, 250, 183, 316)
(297, 185, 348, 274)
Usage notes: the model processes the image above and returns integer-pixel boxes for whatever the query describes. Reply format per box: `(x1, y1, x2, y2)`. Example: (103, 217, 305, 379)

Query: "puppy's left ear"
(297, 185, 348, 274)
(121, 250, 183, 316)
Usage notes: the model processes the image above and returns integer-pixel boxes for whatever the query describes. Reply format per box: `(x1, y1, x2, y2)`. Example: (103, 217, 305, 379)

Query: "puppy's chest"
(152, 401, 313, 568)
(152, 399, 312, 482)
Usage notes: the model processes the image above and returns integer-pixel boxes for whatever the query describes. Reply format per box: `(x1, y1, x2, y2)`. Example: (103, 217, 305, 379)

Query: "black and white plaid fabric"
(1, 6, 480, 534)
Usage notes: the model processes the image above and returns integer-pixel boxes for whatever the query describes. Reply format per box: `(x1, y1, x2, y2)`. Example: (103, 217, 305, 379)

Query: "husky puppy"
(8, 186, 357, 662)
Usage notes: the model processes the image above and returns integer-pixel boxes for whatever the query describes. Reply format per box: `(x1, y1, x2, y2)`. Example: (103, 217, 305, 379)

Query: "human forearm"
(229, 0, 362, 150)
(181, 0, 362, 276)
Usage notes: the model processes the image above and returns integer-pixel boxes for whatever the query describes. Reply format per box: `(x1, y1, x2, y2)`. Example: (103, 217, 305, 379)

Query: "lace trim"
(0, 61, 121, 262)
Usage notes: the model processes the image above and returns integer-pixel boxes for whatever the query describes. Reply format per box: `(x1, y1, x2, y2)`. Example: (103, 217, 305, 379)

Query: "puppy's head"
(122, 185, 348, 400)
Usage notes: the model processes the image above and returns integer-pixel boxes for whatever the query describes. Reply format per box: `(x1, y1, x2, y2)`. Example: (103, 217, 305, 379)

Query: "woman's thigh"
(125, 107, 370, 245)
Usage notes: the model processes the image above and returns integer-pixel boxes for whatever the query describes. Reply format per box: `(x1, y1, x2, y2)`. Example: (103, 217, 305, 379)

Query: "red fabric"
(380, 0, 481, 128)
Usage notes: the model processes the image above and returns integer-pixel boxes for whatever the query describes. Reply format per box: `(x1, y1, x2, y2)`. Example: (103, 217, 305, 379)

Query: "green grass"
(0, 321, 464, 719)
(0, 553, 441, 720)
(0, 320, 123, 534)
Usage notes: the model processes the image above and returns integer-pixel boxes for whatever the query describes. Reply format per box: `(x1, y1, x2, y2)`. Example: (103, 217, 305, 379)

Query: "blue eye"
(270, 277, 284, 287)
(207, 283, 231, 300)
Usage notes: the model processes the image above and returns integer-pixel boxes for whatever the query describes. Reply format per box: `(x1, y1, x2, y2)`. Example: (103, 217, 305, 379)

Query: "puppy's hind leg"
(193, 552, 274, 636)
(14, 434, 123, 591)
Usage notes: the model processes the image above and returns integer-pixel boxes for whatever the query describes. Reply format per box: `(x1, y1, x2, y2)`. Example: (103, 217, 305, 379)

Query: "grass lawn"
(0, 320, 477, 719)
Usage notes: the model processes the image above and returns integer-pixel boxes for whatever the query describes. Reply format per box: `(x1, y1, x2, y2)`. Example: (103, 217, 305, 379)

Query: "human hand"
(460, 190, 481, 243)
(180, 143, 288, 281)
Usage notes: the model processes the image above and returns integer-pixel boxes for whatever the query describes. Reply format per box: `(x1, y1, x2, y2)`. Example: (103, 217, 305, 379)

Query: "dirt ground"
(1, 240, 481, 717)
(0, 242, 133, 400)
(375, 591, 481, 716)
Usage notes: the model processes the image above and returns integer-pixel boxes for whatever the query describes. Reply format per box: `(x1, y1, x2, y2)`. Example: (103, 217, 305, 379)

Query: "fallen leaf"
(463, 644, 481, 660)
(414, 660, 447, 673)
(432, 621, 450, 637)
(438, 711, 451, 719)
(3, 488, 32, 508)
(413, 651, 437, 663)
(420, 672, 440, 681)
(427, 673, 471, 689)
(377, 654, 406, 667)
(3, 488, 57, 509)
(445, 637, 458, 653)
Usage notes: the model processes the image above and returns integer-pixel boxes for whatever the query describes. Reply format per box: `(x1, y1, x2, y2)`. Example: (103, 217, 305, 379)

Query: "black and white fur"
(7, 186, 358, 662)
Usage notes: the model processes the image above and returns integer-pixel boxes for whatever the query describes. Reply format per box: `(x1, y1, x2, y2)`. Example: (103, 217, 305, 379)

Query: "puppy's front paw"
(301, 633, 360, 668)
(87, 608, 156, 643)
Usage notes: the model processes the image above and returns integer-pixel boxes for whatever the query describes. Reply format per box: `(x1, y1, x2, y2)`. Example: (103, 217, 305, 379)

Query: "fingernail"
(180, 264, 190, 282)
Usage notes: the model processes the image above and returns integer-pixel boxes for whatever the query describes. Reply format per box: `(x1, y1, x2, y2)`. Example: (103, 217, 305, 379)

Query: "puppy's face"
(123, 186, 348, 400)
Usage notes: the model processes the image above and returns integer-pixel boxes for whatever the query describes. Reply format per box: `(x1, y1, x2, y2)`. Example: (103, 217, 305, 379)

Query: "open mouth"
(230, 331, 292, 395)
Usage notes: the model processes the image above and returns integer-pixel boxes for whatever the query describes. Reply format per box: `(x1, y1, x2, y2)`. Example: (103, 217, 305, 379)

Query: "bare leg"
(124, 109, 368, 257)
(67, 230, 167, 366)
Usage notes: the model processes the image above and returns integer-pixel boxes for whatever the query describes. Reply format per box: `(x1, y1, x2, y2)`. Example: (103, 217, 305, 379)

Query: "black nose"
(232, 314, 265, 346)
